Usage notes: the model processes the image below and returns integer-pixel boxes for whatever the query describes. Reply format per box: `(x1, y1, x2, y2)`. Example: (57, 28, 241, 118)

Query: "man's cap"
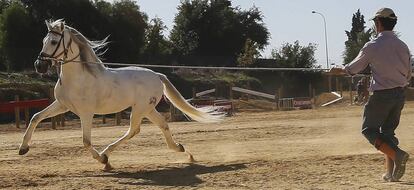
(371, 8, 397, 20)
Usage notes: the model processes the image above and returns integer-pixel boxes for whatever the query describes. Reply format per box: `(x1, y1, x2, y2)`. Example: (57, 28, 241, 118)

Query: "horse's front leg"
(79, 115, 105, 164)
(19, 101, 68, 155)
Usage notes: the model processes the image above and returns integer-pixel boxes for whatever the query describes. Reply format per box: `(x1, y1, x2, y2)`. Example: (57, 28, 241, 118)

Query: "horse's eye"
(51, 40, 58, 45)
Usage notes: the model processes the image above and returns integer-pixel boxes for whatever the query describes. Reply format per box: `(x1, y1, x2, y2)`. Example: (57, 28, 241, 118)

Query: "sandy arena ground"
(2, 102, 414, 189)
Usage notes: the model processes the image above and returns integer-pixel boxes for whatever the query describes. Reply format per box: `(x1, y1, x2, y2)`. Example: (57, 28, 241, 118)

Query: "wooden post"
(340, 79, 343, 97)
(328, 75, 332, 92)
(246, 81, 251, 100)
(274, 89, 278, 110)
(102, 115, 106, 124)
(229, 84, 233, 100)
(169, 103, 175, 122)
(277, 88, 283, 110)
(279, 86, 283, 99)
(335, 77, 339, 92)
(51, 116, 56, 129)
(192, 87, 197, 99)
(14, 95, 20, 129)
(59, 114, 65, 127)
(24, 97, 30, 128)
(308, 83, 312, 98)
(115, 112, 121, 125)
(349, 77, 353, 105)
(49, 88, 56, 129)
(56, 114, 61, 127)
(313, 89, 316, 99)
(215, 84, 220, 99)
(312, 89, 316, 108)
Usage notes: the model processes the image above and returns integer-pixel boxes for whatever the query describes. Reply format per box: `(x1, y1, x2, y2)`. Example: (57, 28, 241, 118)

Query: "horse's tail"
(158, 73, 222, 123)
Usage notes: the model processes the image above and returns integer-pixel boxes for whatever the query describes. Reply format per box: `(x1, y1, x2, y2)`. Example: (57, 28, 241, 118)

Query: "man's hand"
(329, 68, 347, 76)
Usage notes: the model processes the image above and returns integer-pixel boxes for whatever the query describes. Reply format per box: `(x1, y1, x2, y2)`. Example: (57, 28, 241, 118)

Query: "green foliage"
(0, 0, 148, 71)
(142, 17, 172, 61)
(170, 0, 269, 61)
(0, 0, 269, 71)
(174, 68, 259, 86)
(105, 0, 147, 63)
(343, 9, 373, 65)
(271, 41, 318, 68)
(0, 0, 9, 14)
(0, 1, 35, 71)
(237, 38, 259, 67)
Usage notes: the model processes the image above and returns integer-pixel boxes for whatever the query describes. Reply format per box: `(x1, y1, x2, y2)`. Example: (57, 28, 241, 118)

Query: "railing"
(0, 95, 56, 128)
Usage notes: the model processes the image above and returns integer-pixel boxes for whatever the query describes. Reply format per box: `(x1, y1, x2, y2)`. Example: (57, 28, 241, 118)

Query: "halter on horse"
(19, 19, 221, 170)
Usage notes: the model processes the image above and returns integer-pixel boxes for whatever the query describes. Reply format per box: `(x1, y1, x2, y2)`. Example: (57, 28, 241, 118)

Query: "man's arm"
(329, 43, 372, 76)
(344, 43, 372, 75)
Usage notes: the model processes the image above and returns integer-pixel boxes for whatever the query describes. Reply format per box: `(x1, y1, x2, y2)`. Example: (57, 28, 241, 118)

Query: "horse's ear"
(59, 22, 65, 32)
(45, 20, 52, 31)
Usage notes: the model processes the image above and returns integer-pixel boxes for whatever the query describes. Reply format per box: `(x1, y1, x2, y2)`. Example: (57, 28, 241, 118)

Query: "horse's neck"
(60, 54, 101, 84)
(59, 36, 106, 86)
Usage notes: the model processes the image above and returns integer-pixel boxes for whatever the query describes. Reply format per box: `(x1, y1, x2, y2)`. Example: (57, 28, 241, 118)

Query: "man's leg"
(382, 155, 394, 182)
(361, 94, 399, 181)
(381, 97, 408, 181)
(361, 94, 389, 146)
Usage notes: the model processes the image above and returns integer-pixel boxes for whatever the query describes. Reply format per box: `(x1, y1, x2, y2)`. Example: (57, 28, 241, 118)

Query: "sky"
(108, 0, 414, 68)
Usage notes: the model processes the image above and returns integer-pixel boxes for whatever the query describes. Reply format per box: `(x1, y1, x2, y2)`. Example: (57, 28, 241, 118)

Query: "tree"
(103, 0, 147, 63)
(20, 0, 147, 64)
(142, 17, 171, 62)
(237, 7, 268, 50)
(0, 0, 9, 14)
(0, 0, 10, 71)
(271, 41, 317, 68)
(170, 0, 269, 63)
(19, 0, 112, 69)
(343, 9, 373, 65)
(0, 1, 36, 71)
(237, 38, 259, 67)
(0, 0, 150, 71)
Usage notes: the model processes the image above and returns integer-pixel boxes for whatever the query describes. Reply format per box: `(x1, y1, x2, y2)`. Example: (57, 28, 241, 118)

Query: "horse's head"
(35, 20, 72, 73)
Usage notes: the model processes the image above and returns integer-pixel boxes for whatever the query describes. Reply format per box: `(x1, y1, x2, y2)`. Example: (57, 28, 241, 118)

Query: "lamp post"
(312, 11, 329, 69)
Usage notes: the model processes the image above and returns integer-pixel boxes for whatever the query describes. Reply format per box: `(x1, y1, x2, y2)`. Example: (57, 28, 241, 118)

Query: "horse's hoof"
(103, 163, 113, 171)
(101, 153, 109, 164)
(177, 143, 185, 152)
(188, 154, 196, 163)
(19, 146, 29, 155)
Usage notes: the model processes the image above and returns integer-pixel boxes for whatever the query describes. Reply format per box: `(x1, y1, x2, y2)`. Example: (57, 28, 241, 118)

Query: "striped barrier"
(278, 98, 294, 110)
(279, 97, 313, 110)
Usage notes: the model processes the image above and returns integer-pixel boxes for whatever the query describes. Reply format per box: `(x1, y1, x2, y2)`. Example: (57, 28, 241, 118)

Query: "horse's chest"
(55, 85, 96, 113)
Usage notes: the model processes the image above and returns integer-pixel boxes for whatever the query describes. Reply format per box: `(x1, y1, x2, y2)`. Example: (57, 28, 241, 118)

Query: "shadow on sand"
(89, 163, 247, 187)
(398, 181, 414, 186)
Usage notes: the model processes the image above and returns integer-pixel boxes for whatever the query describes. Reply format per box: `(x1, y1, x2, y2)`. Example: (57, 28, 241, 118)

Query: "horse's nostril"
(34, 60, 50, 73)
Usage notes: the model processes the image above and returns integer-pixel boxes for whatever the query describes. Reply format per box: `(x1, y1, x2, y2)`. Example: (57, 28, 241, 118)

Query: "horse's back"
(85, 66, 164, 114)
(107, 66, 161, 85)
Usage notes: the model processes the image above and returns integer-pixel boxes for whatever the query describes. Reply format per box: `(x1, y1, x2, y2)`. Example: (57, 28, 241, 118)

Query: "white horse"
(19, 19, 220, 170)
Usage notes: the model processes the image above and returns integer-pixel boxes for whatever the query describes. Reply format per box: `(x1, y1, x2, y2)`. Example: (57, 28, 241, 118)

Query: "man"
(331, 8, 411, 182)
(356, 77, 370, 105)
(356, 78, 364, 104)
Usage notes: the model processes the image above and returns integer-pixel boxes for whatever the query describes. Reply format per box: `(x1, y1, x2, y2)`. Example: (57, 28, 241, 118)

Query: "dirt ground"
(2, 101, 414, 190)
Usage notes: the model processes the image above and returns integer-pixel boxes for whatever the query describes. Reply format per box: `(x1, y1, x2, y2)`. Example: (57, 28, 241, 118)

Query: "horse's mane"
(48, 19, 109, 75)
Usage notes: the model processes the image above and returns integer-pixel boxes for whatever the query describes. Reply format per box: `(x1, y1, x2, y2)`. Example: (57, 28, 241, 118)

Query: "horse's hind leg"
(19, 101, 68, 155)
(99, 109, 143, 170)
(146, 109, 195, 162)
